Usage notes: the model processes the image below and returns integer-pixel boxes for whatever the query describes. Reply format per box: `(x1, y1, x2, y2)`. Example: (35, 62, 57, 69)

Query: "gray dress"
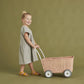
(19, 25, 38, 65)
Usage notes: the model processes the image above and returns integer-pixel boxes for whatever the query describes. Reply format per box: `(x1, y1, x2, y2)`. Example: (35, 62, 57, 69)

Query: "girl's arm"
(24, 32, 35, 48)
(34, 40, 40, 48)
(34, 40, 37, 45)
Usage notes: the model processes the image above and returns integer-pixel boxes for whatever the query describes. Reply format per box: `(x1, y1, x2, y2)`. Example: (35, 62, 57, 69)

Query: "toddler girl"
(19, 10, 41, 76)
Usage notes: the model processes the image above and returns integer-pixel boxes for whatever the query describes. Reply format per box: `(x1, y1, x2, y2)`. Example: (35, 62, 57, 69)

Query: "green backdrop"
(0, 0, 84, 84)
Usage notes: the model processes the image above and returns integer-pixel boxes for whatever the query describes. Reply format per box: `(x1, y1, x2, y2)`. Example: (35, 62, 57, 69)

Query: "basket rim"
(41, 56, 74, 60)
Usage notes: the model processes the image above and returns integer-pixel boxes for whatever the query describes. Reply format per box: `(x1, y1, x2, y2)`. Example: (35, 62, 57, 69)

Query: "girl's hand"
(36, 45, 40, 48)
(33, 45, 40, 49)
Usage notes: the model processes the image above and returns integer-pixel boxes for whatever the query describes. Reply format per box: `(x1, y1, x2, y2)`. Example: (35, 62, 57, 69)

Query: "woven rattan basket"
(36, 48, 74, 78)
(41, 56, 74, 73)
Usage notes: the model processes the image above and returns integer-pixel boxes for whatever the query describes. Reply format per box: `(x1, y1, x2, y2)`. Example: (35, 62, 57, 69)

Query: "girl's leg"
(20, 64, 25, 72)
(19, 64, 28, 76)
(28, 63, 41, 75)
(28, 63, 35, 72)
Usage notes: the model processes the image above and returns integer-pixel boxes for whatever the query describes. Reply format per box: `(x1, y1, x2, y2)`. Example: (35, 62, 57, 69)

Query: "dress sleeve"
(22, 26, 31, 36)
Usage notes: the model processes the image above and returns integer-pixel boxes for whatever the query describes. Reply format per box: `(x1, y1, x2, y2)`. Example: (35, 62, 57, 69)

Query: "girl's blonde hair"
(21, 10, 31, 19)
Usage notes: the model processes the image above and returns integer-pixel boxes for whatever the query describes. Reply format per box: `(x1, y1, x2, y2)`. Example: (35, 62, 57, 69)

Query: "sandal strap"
(19, 71, 24, 73)
(23, 73, 28, 75)
(31, 72, 41, 75)
(19, 71, 28, 76)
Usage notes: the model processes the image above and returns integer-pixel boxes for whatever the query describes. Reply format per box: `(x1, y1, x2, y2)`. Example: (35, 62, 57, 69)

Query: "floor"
(0, 66, 84, 84)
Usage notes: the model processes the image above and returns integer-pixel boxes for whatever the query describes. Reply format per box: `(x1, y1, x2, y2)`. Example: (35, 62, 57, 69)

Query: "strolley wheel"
(63, 69, 72, 78)
(45, 70, 53, 78)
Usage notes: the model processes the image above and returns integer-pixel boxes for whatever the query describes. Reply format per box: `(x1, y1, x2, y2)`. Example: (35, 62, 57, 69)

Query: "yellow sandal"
(31, 71, 41, 76)
(19, 71, 28, 76)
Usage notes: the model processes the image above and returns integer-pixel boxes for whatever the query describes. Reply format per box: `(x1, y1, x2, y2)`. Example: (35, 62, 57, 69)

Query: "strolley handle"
(35, 48, 45, 60)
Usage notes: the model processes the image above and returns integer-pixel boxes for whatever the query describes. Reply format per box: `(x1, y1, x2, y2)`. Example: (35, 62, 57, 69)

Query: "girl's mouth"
(26, 22, 31, 25)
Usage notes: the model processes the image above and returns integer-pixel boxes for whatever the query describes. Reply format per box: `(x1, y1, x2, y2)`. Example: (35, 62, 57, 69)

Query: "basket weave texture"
(41, 56, 74, 73)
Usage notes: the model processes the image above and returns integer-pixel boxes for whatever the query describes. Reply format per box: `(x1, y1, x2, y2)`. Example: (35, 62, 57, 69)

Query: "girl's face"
(22, 15, 32, 26)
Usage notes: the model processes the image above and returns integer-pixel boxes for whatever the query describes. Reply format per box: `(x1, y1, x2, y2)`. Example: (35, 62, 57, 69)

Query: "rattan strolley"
(36, 48, 74, 78)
